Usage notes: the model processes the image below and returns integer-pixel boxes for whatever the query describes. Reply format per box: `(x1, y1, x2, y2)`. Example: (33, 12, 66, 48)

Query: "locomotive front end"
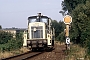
(27, 22, 47, 48)
(23, 13, 55, 50)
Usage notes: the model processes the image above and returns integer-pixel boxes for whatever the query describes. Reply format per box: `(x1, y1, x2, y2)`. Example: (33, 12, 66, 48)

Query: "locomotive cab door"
(47, 34, 52, 46)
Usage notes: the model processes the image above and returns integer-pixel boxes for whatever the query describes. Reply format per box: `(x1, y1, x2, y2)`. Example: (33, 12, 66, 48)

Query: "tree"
(52, 20, 64, 40)
(71, 1, 90, 45)
(0, 25, 2, 29)
(61, 0, 90, 54)
(61, 0, 86, 14)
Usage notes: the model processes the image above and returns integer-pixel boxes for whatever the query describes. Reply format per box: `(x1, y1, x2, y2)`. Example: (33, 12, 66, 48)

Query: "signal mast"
(63, 15, 72, 50)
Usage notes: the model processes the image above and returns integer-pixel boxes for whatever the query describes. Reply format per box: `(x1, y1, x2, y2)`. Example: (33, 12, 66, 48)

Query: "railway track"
(1, 51, 44, 60)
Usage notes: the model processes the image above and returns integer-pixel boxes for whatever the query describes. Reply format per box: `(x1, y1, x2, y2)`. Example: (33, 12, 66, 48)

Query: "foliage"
(61, 0, 90, 55)
(0, 31, 13, 44)
(0, 31, 23, 52)
(56, 32, 65, 42)
(16, 32, 23, 48)
(62, 0, 86, 13)
(52, 20, 64, 40)
(0, 25, 2, 29)
(71, 1, 90, 46)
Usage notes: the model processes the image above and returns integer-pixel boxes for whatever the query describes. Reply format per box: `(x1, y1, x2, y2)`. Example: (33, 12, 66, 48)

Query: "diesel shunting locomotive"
(23, 13, 55, 50)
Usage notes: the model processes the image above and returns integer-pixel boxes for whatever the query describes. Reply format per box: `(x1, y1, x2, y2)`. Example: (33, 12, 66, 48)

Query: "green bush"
(56, 32, 65, 42)
(0, 32, 23, 52)
(0, 31, 13, 44)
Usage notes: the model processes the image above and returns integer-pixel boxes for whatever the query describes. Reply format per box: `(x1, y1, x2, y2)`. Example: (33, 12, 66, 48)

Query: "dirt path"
(29, 42, 66, 60)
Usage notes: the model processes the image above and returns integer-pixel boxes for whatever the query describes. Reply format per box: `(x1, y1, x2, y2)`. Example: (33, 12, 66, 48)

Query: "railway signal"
(63, 15, 72, 25)
(63, 15, 72, 37)
(63, 15, 72, 50)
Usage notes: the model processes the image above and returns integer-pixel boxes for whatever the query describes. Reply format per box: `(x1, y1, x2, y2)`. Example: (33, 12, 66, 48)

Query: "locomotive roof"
(28, 16, 51, 20)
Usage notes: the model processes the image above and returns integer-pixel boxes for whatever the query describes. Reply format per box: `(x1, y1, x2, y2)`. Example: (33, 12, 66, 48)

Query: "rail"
(1, 51, 44, 60)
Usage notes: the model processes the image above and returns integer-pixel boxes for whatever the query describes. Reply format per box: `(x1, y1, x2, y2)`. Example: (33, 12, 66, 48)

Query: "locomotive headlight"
(43, 40, 47, 43)
(34, 28, 36, 31)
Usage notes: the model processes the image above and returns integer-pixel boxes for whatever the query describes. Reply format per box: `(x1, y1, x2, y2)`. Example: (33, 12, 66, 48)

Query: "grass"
(0, 47, 30, 59)
(52, 41, 90, 60)
(64, 44, 90, 60)
(0, 52, 13, 59)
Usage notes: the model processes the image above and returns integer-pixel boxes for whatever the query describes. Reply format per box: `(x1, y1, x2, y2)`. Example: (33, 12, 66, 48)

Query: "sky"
(0, 0, 63, 28)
